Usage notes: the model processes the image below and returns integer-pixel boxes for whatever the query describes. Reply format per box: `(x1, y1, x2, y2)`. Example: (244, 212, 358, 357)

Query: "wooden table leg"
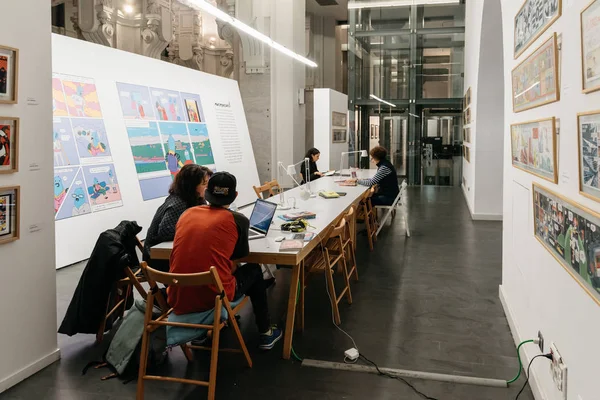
(282, 262, 301, 360)
(296, 260, 305, 331)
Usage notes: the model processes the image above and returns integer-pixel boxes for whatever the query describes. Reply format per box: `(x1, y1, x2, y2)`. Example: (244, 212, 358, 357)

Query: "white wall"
(52, 35, 260, 268)
(313, 89, 348, 171)
(462, 0, 504, 221)
(500, 1, 600, 400)
(0, 0, 60, 393)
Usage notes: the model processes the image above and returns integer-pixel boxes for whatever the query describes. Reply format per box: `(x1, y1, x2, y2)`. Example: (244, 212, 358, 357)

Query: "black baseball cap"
(205, 171, 237, 206)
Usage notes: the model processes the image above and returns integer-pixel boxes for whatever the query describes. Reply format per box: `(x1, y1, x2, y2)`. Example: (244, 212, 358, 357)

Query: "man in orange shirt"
(168, 172, 282, 350)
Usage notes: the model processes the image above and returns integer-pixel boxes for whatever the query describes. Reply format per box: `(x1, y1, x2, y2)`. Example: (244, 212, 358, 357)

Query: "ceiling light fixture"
(348, 0, 460, 9)
(370, 94, 396, 108)
(123, 4, 134, 14)
(179, 0, 317, 68)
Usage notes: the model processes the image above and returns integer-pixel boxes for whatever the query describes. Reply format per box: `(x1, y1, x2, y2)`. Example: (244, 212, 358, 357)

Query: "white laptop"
(248, 199, 278, 240)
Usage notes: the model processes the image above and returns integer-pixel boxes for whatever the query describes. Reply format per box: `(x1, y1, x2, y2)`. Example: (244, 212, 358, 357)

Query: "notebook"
(278, 211, 317, 221)
(279, 239, 304, 251)
(319, 191, 340, 199)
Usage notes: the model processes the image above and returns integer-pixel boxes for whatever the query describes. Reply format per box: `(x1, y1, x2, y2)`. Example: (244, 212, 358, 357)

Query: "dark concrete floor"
(2, 187, 533, 400)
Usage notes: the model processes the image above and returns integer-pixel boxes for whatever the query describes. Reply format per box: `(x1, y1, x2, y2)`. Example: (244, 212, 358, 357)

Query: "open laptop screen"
(249, 199, 278, 235)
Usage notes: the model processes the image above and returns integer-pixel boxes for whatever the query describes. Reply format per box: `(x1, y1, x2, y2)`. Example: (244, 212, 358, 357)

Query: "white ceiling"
(306, 0, 349, 21)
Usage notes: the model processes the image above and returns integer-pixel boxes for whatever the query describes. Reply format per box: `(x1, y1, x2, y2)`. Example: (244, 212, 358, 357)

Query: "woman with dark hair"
(347, 146, 399, 206)
(143, 164, 213, 271)
(301, 147, 324, 184)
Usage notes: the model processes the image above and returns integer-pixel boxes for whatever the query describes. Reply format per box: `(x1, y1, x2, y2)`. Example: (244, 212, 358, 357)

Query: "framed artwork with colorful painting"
(0, 45, 19, 104)
(581, 0, 600, 93)
(578, 110, 600, 201)
(510, 117, 558, 183)
(0, 186, 20, 245)
(0, 117, 18, 173)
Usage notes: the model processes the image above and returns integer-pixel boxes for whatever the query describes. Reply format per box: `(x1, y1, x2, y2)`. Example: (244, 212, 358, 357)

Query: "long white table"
(151, 170, 376, 359)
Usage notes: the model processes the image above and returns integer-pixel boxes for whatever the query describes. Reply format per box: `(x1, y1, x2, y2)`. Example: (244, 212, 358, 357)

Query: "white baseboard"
(0, 348, 61, 393)
(499, 285, 545, 400)
(471, 213, 503, 221)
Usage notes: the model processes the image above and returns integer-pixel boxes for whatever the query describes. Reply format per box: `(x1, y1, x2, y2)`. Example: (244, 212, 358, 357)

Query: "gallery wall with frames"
(51, 34, 260, 268)
(501, 0, 600, 399)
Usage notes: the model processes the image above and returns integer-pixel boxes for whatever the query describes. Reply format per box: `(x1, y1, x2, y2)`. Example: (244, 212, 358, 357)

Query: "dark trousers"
(371, 194, 396, 206)
(233, 263, 270, 333)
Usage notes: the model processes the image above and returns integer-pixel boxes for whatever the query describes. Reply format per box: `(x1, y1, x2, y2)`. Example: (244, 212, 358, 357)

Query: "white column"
(270, 0, 306, 182)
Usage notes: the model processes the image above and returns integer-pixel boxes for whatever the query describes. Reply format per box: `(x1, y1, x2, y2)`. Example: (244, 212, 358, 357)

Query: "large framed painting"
(514, 0, 561, 59)
(533, 183, 600, 305)
(512, 34, 560, 113)
(0, 185, 19, 245)
(0, 117, 18, 173)
(332, 111, 347, 128)
(510, 117, 557, 183)
(581, 0, 600, 93)
(578, 110, 600, 201)
(0, 45, 19, 104)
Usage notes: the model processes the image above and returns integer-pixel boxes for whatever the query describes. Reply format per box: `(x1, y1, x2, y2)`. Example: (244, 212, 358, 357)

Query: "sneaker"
(259, 326, 283, 350)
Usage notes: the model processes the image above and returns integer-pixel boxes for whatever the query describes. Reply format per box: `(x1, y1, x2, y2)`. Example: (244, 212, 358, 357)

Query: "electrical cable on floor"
(507, 339, 535, 384)
(323, 269, 438, 400)
(359, 354, 439, 400)
(514, 354, 552, 400)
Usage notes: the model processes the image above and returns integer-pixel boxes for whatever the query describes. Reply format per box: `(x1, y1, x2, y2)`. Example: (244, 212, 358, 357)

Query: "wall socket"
(549, 342, 567, 400)
(537, 331, 544, 352)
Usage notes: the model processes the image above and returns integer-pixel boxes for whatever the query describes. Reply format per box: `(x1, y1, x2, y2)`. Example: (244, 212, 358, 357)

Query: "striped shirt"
(358, 165, 393, 187)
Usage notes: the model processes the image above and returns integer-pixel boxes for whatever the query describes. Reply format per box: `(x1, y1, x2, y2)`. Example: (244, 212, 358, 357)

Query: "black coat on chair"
(58, 220, 142, 336)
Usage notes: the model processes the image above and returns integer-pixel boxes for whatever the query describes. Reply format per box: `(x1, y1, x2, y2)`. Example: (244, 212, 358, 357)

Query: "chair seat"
(166, 296, 245, 347)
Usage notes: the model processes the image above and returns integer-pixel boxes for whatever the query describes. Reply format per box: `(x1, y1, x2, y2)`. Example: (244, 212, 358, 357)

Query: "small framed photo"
(0, 117, 19, 173)
(332, 128, 347, 143)
(0, 186, 20, 245)
(0, 45, 19, 104)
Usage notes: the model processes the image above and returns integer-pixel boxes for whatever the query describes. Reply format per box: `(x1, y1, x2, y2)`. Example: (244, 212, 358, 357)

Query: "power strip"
(345, 347, 359, 361)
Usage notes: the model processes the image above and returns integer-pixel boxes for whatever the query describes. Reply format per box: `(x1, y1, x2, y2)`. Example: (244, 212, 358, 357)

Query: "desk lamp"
(339, 150, 368, 177)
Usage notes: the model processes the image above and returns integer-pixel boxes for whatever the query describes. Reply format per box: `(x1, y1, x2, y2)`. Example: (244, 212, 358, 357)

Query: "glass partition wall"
(348, 0, 465, 185)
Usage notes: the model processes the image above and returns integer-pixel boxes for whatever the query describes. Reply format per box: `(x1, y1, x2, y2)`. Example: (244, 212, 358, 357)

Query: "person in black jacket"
(142, 164, 212, 272)
(347, 146, 399, 206)
(301, 147, 324, 184)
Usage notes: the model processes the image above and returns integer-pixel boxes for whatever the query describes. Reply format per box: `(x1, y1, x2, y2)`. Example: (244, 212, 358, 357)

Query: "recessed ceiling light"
(123, 4, 134, 14)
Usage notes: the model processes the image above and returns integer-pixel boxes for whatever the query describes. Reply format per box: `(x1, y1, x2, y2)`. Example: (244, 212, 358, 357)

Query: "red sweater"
(167, 205, 249, 315)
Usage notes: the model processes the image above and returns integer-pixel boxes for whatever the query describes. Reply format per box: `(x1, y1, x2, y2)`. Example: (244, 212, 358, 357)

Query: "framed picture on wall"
(0, 117, 19, 173)
(0, 45, 19, 104)
(466, 87, 472, 105)
(332, 111, 347, 128)
(512, 34, 560, 113)
(533, 183, 600, 305)
(514, 0, 561, 59)
(466, 108, 472, 124)
(578, 110, 600, 201)
(332, 128, 347, 143)
(0, 186, 19, 245)
(581, 0, 600, 93)
(510, 117, 558, 183)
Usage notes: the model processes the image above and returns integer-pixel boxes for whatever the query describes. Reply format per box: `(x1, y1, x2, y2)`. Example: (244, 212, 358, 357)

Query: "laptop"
(248, 199, 278, 240)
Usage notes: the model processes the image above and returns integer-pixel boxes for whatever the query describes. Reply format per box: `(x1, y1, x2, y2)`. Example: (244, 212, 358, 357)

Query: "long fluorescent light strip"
(180, 0, 317, 68)
(370, 94, 396, 108)
(349, 0, 460, 9)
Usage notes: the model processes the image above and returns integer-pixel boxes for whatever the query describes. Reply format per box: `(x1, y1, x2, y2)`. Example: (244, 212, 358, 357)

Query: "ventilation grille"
(315, 0, 339, 6)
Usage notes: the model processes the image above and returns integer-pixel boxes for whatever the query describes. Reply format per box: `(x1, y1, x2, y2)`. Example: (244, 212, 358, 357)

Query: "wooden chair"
(137, 262, 252, 400)
(357, 188, 378, 251)
(253, 179, 282, 199)
(97, 237, 148, 343)
(343, 206, 359, 282)
(305, 217, 353, 325)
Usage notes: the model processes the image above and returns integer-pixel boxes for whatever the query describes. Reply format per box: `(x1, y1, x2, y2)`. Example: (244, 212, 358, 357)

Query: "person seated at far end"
(142, 164, 212, 272)
(168, 171, 283, 350)
(301, 147, 328, 184)
(346, 145, 399, 206)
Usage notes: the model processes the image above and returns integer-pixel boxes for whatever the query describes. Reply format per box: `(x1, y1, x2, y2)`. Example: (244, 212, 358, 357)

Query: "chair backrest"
(253, 179, 281, 199)
(327, 217, 346, 241)
(344, 206, 356, 241)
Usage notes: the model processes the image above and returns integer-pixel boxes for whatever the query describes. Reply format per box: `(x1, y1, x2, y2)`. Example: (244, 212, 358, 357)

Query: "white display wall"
(313, 88, 349, 171)
(500, 1, 600, 399)
(52, 35, 260, 268)
(0, 0, 60, 393)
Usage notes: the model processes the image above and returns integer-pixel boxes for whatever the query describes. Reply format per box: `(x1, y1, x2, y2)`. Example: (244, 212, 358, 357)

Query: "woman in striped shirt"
(346, 146, 399, 206)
